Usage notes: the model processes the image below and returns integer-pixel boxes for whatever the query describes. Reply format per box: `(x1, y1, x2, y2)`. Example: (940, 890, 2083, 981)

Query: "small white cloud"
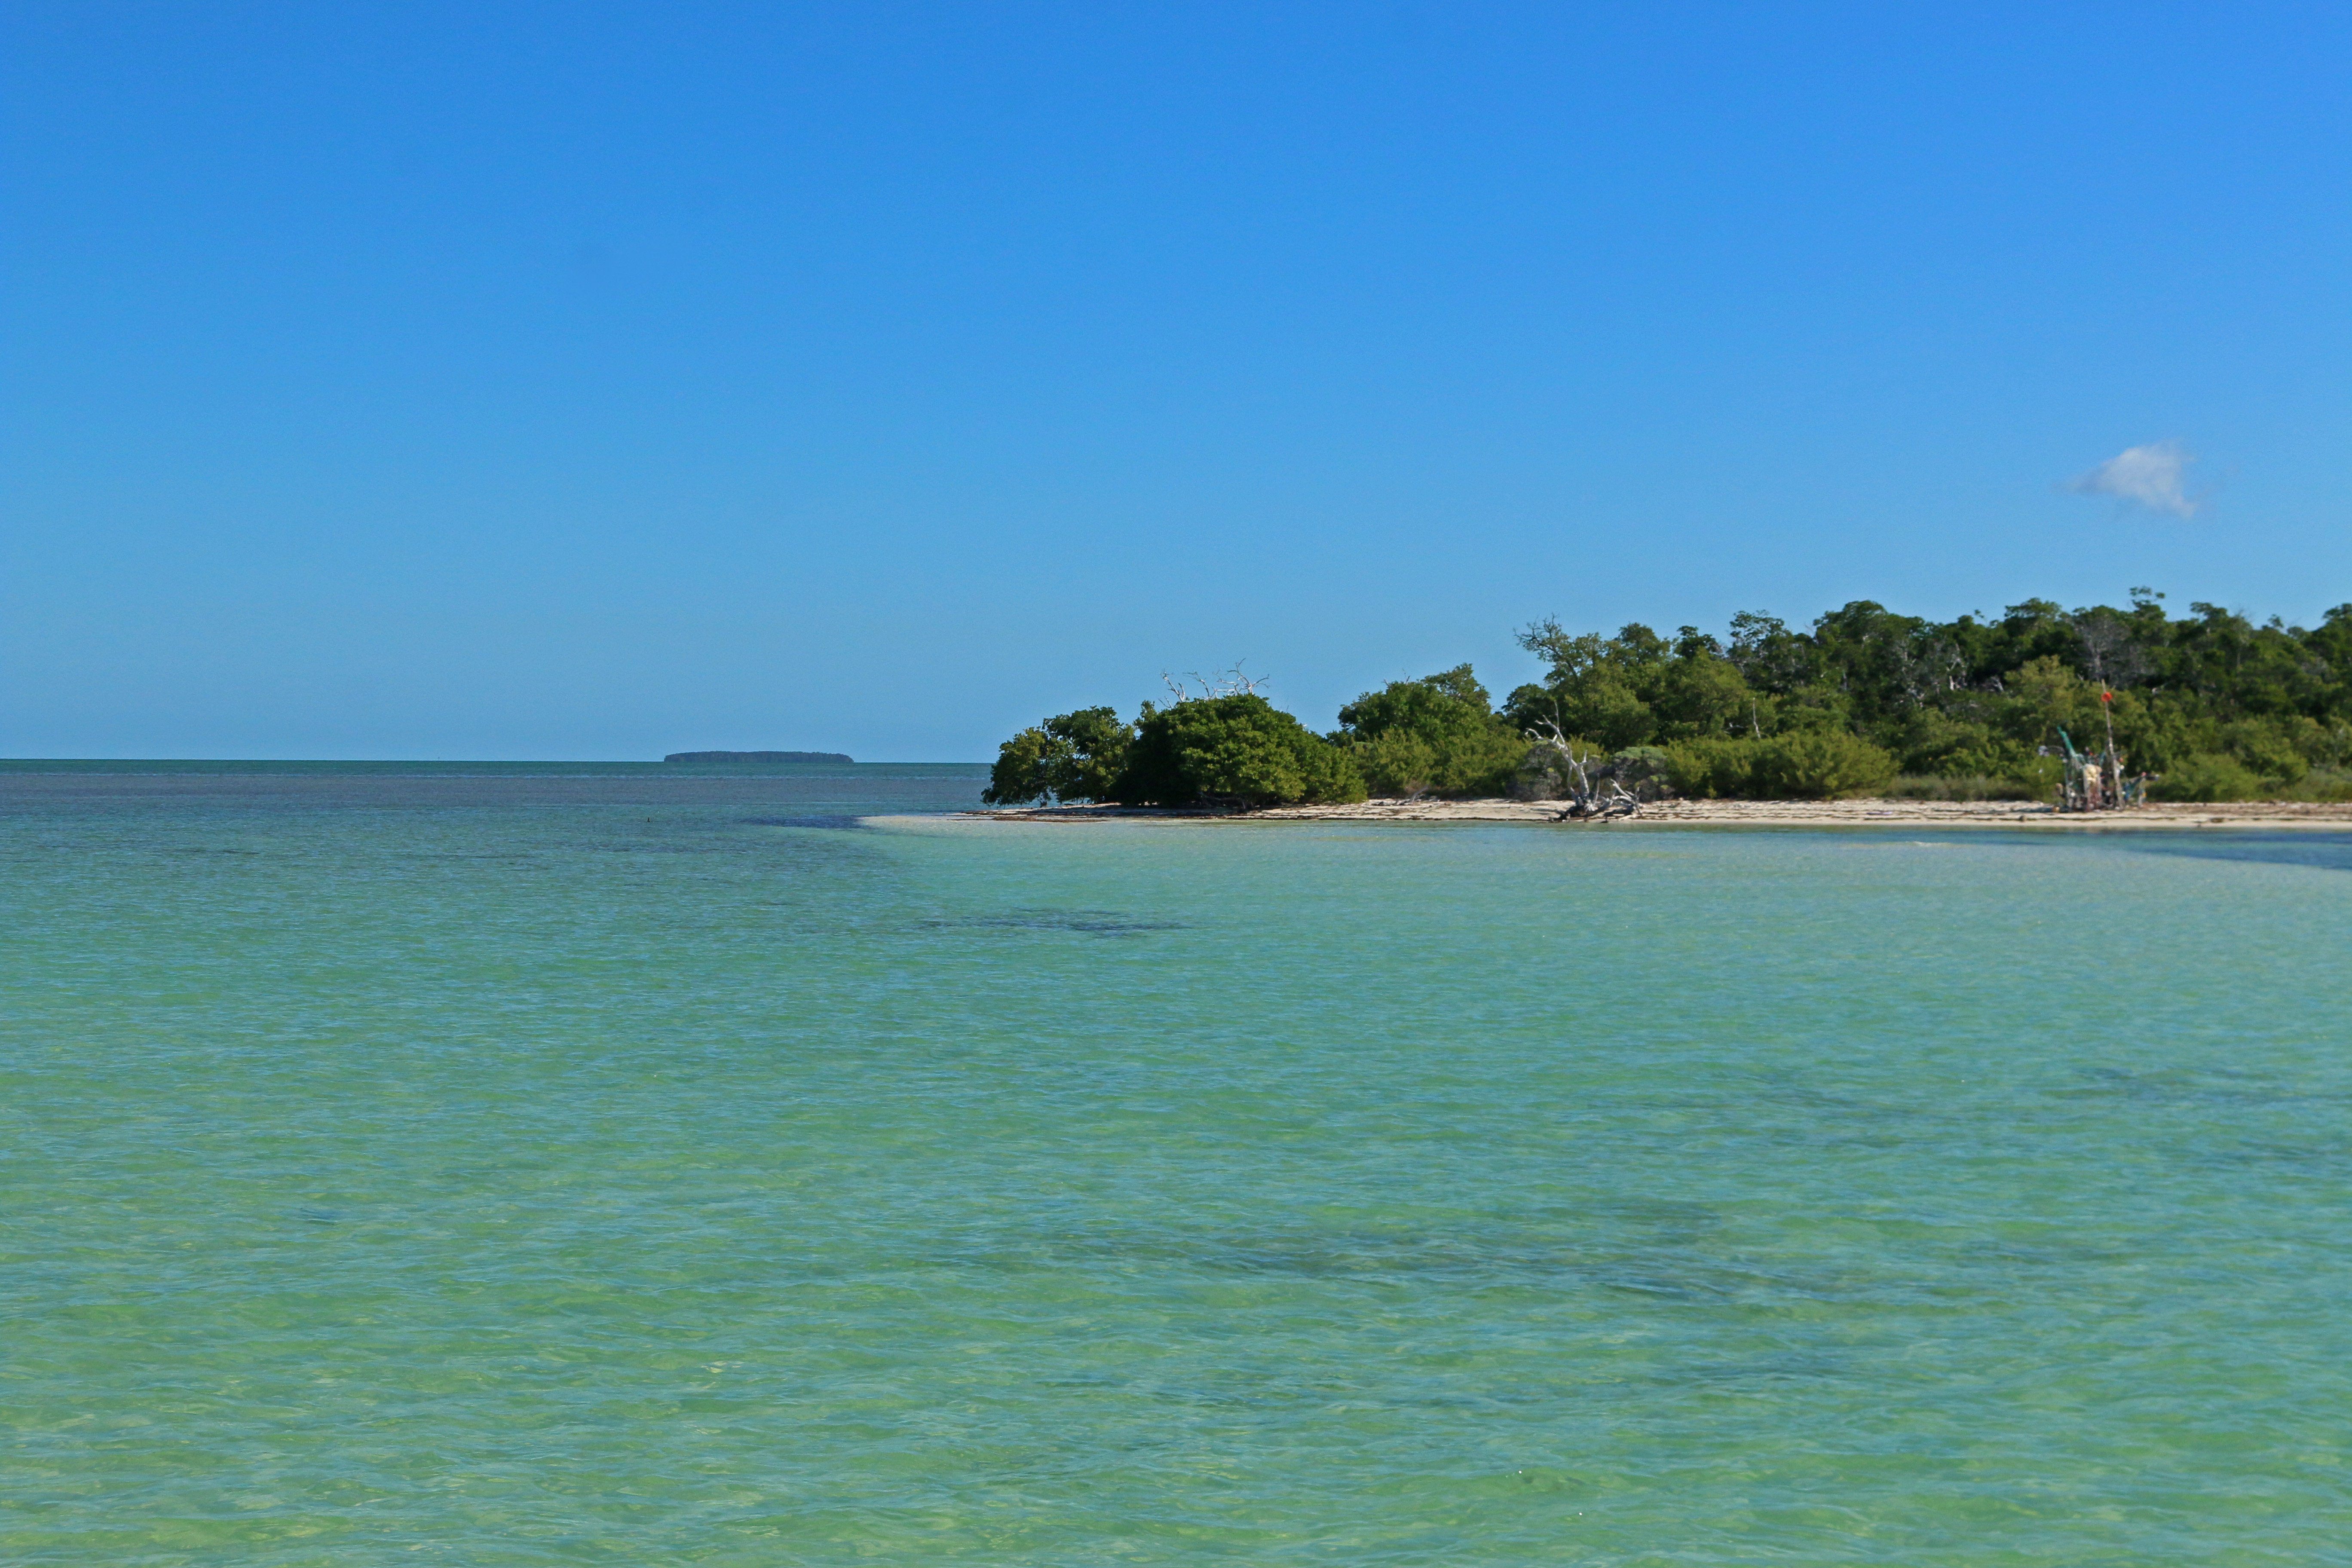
(2064, 440, 2200, 518)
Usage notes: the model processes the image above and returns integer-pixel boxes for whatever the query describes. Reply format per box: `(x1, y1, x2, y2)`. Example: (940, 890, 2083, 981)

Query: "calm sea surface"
(4, 763, 2348, 1565)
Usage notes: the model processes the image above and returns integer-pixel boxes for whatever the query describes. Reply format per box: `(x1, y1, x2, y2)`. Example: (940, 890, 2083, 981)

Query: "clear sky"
(5, 3, 2348, 760)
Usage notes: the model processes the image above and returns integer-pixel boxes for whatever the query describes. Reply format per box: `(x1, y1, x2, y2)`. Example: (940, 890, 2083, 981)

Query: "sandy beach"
(971, 797, 2352, 829)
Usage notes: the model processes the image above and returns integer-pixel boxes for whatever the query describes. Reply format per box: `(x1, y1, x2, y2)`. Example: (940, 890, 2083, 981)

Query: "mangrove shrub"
(1333, 665, 1526, 797)
(1115, 694, 1366, 808)
(1662, 731, 1897, 799)
(981, 706, 1132, 805)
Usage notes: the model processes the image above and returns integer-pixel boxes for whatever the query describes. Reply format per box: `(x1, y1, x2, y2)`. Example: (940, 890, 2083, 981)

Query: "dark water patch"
(741, 815, 870, 831)
(1657, 1353, 1848, 1387)
(571, 824, 887, 865)
(1736, 1073, 1924, 1122)
(921, 907, 1187, 937)
(2199, 1137, 2352, 1171)
(589, 843, 760, 854)
(1601, 1272, 1731, 1301)
(2101, 830, 2352, 874)
(940, 1223, 1862, 1305)
(1569, 1198, 1727, 1237)
(2059, 1065, 2328, 1110)
(1753, 1084, 1878, 1113)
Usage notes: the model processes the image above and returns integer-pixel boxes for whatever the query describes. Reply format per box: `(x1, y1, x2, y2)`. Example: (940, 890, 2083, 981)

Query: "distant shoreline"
(663, 750, 854, 764)
(964, 798, 2352, 830)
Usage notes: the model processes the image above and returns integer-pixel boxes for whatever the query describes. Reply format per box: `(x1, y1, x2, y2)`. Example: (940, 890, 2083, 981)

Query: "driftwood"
(1527, 717, 1641, 821)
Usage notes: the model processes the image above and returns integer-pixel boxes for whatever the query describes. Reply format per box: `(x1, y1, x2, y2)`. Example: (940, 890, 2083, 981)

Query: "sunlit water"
(4, 764, 2348, 1565)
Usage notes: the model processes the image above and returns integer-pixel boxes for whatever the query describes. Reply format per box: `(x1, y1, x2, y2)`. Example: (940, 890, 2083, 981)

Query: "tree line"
(983, 591, 2352, 808)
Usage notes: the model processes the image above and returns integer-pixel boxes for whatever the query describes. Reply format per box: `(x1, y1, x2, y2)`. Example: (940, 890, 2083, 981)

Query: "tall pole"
(2099, 689, 2119, 809)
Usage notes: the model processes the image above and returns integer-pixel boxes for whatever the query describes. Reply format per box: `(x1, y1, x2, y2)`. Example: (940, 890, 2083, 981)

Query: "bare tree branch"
(1161, 661, 1270, 702)
(1523, 710, 1638, 821)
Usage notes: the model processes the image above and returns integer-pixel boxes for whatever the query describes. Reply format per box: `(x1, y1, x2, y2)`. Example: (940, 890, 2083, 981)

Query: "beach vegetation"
(1659, 731, 1897, 799)
(1505, 622, 1756, 749)
(2148, 753, 2264, 803)
(2286, 768, 2352, 803)
(1501, 592, 2352, 800)
(1333, 665, 1526, 797)
(985, 594, 2352, 805)
(1115, 693, 1366, 809)
(981, 706, 1132, 805)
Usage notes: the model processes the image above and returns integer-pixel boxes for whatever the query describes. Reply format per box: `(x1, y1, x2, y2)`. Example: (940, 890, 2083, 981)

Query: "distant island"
(664, 750, 854, 764)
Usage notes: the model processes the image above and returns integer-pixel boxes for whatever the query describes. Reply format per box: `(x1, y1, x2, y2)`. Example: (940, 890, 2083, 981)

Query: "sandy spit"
(963, 798, 2352, 830)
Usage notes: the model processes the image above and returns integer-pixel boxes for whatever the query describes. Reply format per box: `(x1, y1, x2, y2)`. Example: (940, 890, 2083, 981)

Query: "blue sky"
(5, 3, 2348, 760)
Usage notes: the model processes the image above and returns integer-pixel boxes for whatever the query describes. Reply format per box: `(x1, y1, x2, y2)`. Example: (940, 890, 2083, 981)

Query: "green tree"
(1114, 694, 1366, 809)
(1660, 737, 1760, 799)
(1506, 621, 1752, 750)
(1653, 627, 1754, 739)
(980, 706, 1133, 805)
(1334, 665, 1526, 796)
(1726, 612, 1818, 695)
(1752, 730, 1898, 797)
(2150, 753, 2263, 802)
(1661, 732, 1895, 798)
(982, 726, 1057, 806)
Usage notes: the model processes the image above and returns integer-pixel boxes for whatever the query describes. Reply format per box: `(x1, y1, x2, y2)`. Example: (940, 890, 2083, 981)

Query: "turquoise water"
(4, 766, 2348, 1565)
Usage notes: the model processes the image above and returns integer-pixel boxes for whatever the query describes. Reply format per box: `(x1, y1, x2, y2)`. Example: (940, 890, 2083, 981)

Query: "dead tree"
(1161, 661, 1270, 702)
(1527, 716, 1640, 821)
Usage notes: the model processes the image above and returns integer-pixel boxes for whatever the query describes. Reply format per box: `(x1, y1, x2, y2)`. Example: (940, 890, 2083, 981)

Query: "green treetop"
(1332, 665, 1525, 797)
(982, 692, 1364, 809)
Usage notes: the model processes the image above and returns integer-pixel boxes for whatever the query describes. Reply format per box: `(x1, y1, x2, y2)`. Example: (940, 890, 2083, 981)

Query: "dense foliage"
(982, 694, 1363, 809)
(1118, 694, 1365, 808)
(1504, 592, 2352, 801)
(979, 707, 1130, 806)
(1331, 665, 1526, 798)
(985, 592, 2352, 805)
(1657, 731, 1899, 800)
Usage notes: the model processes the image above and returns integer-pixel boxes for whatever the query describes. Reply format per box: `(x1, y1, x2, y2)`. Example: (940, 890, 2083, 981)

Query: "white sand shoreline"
(958, 798, 2352, 830)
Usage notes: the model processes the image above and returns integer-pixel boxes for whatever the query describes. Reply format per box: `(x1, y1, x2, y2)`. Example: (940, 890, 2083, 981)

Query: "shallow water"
(4, 766, 2348, 1565)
